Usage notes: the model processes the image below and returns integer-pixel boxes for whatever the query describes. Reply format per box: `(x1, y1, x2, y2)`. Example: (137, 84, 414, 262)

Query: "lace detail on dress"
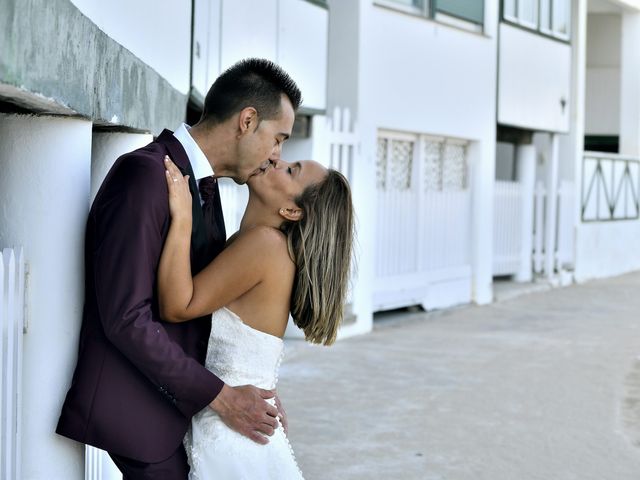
(185, 308, 304, 480)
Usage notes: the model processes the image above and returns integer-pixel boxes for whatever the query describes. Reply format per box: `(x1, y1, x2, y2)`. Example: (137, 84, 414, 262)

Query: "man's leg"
(109, 445, 189, 480)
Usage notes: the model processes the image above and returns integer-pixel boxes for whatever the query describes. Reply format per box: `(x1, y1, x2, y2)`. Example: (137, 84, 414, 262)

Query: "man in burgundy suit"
(57, 58, 302, 479)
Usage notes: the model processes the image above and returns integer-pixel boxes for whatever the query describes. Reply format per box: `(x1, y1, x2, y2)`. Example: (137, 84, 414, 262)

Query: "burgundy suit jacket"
(57, 130, 226, 462)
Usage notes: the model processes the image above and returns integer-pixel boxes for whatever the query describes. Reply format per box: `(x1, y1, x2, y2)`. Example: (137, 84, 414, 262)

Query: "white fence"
(493, 179, 575, 277)
(493, 181, 525, 275)
(532, 180, 575, 274)
(326, 107, 357, 182)
(374, 132, 472, 311)
(325, 108, 358, 324)
(1, 248, 25, 480)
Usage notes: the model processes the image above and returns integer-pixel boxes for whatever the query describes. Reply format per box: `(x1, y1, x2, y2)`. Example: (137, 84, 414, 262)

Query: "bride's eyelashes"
(287, 167, 292, 175)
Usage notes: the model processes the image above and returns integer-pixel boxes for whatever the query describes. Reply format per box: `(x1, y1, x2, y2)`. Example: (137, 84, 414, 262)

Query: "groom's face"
(236, 95, 295, 184)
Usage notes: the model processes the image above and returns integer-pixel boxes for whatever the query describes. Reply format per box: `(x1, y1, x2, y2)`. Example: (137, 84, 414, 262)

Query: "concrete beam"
(0, 0, 187, 134)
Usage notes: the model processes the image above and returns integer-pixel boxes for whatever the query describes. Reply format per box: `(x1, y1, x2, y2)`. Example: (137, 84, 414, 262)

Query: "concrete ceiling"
(589, 0, 640, 13)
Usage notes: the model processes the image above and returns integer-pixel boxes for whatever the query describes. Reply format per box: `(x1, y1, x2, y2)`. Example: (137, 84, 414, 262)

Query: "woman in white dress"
(157, 156, 354, 479)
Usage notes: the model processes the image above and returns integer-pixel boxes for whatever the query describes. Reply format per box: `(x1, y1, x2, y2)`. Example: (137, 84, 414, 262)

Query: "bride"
(158, 156, 354, 479)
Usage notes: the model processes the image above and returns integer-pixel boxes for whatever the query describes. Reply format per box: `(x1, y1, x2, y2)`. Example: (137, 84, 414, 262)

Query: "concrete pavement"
(278, 271, 640, 480)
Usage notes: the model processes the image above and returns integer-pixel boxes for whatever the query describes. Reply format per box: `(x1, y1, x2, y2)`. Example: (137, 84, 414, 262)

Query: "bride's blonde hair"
(280, 169, 354, 345)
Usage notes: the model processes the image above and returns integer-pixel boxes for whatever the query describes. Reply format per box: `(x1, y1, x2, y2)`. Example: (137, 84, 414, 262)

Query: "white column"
(544, 133, 560, 277)
(468, 138, 495, 305)
(564, 0, 588, 282)
(91, 131, 153, 203)
(619, 11, 640, 157)
(515, 144, 536, 282)
(0, 114, 91, 479)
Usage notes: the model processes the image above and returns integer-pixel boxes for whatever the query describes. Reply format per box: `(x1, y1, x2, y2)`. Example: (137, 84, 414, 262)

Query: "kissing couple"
(56, 58, 354, 479)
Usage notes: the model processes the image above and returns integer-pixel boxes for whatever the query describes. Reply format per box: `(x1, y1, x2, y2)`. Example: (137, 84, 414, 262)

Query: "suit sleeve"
(92, 155, 223, 418)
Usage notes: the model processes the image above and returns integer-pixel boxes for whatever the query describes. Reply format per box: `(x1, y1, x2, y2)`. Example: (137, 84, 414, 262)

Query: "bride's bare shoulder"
(231, 226, 292, 262)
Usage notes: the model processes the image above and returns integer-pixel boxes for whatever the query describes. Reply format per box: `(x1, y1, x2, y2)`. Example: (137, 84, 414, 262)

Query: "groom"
(57, 58, 302, 478)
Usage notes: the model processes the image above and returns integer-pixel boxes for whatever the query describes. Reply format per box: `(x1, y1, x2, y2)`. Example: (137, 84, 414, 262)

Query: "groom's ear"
(238, 107, 258, 135)
(278, 207, 303, 222)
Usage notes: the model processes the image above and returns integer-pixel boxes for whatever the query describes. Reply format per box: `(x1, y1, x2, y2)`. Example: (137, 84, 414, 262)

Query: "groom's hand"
(209, 384, 278, 445)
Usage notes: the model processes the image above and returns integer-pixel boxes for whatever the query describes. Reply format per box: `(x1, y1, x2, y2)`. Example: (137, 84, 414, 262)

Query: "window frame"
(501, 0, 571, 42)
(374, 0, 485, 31)
(301, 0, 329, 9)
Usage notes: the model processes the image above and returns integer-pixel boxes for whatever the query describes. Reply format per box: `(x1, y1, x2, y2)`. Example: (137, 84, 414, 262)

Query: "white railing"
(556, 180, 575, 270)
(85, 446, 103, 480)
(327, 107, 357, 183)
(533, 181, 546, 274)
(493, 181, 525, 276)
(326, 108, 359, 321)
(494, 179, 575, 278)
(84, 445, 123, 480)
(532, 180, 575, 274)
(1, 248, 25, 480)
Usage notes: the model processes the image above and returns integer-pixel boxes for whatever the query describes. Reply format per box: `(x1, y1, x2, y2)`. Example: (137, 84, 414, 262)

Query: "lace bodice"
(204, 307, 284, 389)
(185, 308, 304, 480)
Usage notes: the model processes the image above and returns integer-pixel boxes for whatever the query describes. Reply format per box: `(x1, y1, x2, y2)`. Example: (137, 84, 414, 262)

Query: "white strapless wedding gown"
(184, 307, 305, 480)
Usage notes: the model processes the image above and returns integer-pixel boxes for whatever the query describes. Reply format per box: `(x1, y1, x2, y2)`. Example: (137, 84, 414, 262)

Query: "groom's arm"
(92, 153, 222, 418)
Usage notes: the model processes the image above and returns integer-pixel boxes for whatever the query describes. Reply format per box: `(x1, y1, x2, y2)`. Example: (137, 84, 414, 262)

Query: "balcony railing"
(582, 152, 640, 222)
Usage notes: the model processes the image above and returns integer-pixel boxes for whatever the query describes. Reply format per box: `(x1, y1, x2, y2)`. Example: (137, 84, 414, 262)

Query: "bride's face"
(247, 159, 327, 215)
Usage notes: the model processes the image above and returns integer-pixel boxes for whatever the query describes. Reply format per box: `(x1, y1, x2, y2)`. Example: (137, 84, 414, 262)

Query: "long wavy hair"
(280, 169, 354, 345)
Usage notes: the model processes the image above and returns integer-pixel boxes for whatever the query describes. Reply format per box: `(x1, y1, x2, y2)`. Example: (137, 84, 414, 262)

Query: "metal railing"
(582, 152, 640, 222)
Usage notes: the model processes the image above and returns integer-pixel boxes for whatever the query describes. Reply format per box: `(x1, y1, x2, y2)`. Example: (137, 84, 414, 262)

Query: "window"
(434, 0, 485, 25)
(389, 0, 424, 7)
(503, 0, 571, 40)
(376, 0, 484, 28)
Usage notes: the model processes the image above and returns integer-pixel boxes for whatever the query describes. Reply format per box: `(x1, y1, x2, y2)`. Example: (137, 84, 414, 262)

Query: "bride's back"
(225, 225, 295, 339)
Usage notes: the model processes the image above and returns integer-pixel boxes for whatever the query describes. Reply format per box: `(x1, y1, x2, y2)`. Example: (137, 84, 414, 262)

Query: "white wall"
(585, 13, 621, 135)
(574, 221, 640, 281)
(91, 132, 153, 203)
(365, 6, 497, 141)
(278, 0, 328, 111)
(498, 23, 571, 133)
(219, 0, 279, 70)
(192, 0, 222, 99)
(360, 2, 498, 305)
(69, 0, 192, 94)
(193, 0, 329, 112)
(0, 114, 92, 479)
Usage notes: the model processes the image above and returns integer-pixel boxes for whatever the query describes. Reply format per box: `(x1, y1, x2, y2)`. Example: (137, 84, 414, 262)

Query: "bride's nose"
(272, 159, 290, 170)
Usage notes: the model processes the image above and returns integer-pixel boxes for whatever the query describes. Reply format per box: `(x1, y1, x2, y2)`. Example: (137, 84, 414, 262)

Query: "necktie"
(198, 176, 226, 258)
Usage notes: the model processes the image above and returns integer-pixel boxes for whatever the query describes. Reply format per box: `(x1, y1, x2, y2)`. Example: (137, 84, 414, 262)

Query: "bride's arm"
(158, 157, 277, 323)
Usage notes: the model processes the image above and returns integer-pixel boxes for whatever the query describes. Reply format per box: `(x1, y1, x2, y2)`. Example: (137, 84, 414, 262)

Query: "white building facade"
(1, 0, 640, 478)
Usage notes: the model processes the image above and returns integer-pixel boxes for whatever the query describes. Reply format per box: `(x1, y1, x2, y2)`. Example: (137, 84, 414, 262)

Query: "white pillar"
(515, 144, 536, 282)
(469, 138, 495, 305)
(0, 114, 91, 479)
(91, 131, 153, 203)
(565, 0, 588, 282)
(619, 11, 640, 157)
(544, 133, 560, 277)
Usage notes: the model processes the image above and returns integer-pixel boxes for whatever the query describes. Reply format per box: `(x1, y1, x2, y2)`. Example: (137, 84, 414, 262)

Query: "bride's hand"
(164, 156, 192, 227)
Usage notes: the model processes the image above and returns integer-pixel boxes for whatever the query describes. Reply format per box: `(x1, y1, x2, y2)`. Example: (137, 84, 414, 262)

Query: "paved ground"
(278, 271, 640, 480)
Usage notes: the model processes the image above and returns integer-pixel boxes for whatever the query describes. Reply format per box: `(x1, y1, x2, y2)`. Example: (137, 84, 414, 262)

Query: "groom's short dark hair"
(200, 58, 302, 125)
